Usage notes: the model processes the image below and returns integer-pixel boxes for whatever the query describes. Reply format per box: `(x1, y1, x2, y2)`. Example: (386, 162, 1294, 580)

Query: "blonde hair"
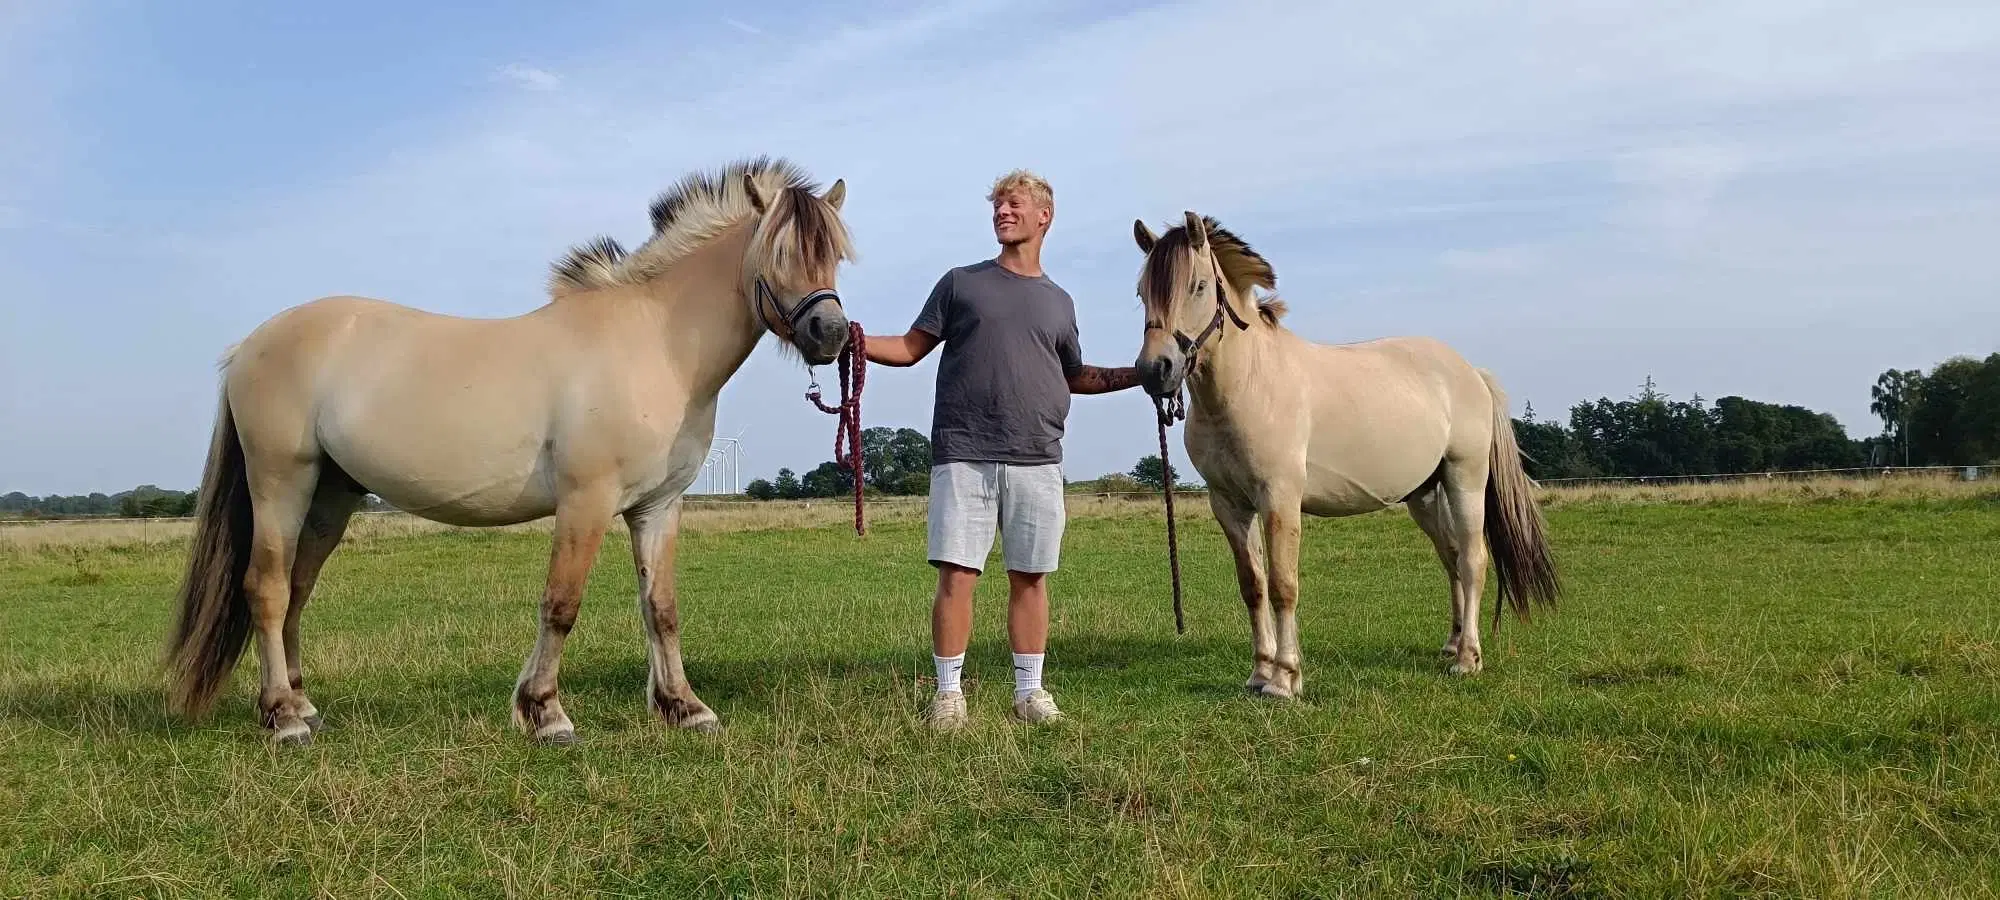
(987, 169, 1054, 208)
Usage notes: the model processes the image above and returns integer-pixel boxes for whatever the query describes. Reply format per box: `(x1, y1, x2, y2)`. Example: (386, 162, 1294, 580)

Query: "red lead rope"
(806, 322, 867, 536)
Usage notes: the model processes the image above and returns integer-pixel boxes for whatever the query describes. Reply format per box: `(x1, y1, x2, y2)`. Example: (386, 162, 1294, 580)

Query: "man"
(865, 169, 1140, 729)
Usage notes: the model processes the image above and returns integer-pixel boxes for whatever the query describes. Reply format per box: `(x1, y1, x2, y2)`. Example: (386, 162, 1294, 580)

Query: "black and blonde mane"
(1140, 216, 1286, 325)
(547, 156, 854, 297)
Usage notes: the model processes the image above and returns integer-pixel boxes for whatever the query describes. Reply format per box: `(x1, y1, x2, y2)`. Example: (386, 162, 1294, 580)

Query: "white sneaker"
(925, 690, 968, 731)
(1011, 689, 1065, 725)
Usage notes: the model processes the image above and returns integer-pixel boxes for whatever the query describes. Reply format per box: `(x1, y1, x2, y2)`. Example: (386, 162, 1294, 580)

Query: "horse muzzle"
(795, 306, 850, 366)
(1138, 351, 1186, 398)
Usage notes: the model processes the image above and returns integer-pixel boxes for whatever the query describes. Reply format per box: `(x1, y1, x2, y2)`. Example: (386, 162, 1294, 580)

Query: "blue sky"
(4, 0, 1998, 495)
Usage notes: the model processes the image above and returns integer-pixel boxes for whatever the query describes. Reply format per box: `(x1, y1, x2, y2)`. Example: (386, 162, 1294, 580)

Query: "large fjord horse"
(166, 157, 856, 745)
(1131, 212, 1560, 698)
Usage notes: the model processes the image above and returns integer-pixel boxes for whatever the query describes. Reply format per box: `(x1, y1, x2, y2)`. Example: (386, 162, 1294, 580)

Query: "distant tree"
(894, 471, 930, 496)
(1512, 418, 1596, 479)
(1871, 368, 1926, 466)
(800, 461, 854, 498)
(745, 478, 778, 501)
(1906, 354, 2000, 466)
(860, 427, 932, 494)
(772, 468, 802, 500)
(1130, 454, 1177, 491)
(1074, 472, 1144, 494)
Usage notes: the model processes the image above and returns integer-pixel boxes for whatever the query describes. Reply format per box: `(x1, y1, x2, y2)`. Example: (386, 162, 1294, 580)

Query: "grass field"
(2, 481, 1997, 897)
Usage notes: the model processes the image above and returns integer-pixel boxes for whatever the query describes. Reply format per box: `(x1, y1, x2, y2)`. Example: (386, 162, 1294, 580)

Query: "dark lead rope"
(1156, 391, 1187, 635)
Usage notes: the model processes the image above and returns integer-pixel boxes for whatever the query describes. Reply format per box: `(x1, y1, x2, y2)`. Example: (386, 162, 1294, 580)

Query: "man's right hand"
(864, 328, 941, 367)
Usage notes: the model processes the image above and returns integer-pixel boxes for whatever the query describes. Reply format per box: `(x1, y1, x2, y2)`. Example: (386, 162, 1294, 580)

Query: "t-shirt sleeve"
(1058, 297, 1084, 377)
(911, 270, 953, 338)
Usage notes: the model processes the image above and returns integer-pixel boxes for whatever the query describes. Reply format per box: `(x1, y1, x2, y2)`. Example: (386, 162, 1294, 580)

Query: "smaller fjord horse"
(165, 157, 856, 745)
(1131, 212, 1560, 697)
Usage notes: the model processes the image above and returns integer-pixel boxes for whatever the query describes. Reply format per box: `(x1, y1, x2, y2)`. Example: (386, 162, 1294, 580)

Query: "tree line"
(745, 427, 934, 500)
(1, 487, 395, 520)
(2, 485, 200, 519)
(1514, 354, 2000, 480)
(10, 354, 1992, 513)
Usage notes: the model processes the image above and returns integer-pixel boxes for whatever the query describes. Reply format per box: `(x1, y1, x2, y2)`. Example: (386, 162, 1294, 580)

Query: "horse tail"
(164, 378, 256, 720)
(1478, 369, 1561, 632)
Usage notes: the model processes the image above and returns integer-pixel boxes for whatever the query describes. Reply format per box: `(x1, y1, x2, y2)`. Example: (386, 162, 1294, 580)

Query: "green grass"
(2, 494, 1997, 897)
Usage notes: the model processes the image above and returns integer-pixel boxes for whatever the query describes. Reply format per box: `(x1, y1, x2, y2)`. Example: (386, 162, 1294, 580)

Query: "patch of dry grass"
(1538, 469, 1998, 507)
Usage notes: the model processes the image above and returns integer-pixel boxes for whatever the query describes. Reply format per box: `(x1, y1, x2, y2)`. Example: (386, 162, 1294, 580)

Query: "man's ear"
(1133, 219, 1157, 254)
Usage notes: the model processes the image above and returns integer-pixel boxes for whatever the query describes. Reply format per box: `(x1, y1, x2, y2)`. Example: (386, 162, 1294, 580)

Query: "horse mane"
(546, 156, 852, 298)
(1141, 215, 1286, 325)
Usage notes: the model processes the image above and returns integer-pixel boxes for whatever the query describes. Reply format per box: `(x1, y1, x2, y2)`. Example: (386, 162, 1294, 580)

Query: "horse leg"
(511, 489, 615, 744)
(1210, 494, 1275, 693)
(1405, 483, 1462, 656)
(242, 460, 322, 746)
(626, 500, 720, 733)
(1440, 460, 1492, 676)
(1263, 502, 1306, 699)
(283, 470, 363, 732)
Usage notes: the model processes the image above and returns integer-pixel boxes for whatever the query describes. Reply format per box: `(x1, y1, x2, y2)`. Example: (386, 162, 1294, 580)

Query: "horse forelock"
(544, 156, 838, 299)
(752, 183, 857, 288)
(1139, 215, 1282, 324)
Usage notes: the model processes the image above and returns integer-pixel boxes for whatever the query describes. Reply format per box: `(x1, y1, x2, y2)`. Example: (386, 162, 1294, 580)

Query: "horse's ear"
(1133, 219, 1157, 254)
(743, 172, 768, 214)
(1183, 211, 1207, 250)
(822, 178, 846, 210)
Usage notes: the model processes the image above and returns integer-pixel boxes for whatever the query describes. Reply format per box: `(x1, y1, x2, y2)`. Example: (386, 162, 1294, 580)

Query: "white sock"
(1012, 652, 1045, 700)
(934, 653, 965, 695)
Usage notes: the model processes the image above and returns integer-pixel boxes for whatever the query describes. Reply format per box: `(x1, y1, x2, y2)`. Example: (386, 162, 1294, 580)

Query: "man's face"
(991, 189, 1051, 246)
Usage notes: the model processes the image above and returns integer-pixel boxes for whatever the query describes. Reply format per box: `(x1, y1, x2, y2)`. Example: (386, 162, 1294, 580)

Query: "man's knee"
(935, 561, 980, 596)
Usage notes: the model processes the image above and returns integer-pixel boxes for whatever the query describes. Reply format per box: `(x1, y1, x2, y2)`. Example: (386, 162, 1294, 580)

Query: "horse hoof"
(273, 723, 314, 747)
(677, 711, 722, 734)
(1448, 661, 1482, 677)
(1257, 683, 1295, 700)
(535, 728, 578, 746)
(303, 714, 324, 731)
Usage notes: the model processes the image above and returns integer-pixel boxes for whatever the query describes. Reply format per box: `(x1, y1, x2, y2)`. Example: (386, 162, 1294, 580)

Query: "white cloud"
(10, 0, 2000, 493)
(494, 63, 561, 91)
(722, 17, 762, 36)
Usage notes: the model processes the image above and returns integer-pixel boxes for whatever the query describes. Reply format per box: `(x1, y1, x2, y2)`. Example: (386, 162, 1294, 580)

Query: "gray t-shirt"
(912, 259, 1083, 466)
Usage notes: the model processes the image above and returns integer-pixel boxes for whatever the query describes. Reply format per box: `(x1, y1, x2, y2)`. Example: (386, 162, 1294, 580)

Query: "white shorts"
(927, 461, 1067, 574)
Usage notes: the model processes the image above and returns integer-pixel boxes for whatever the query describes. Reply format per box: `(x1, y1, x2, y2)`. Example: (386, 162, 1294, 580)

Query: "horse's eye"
(1197, 280, 1208, 292)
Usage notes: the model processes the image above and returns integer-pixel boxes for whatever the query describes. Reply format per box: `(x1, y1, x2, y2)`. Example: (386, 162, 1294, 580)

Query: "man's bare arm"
(1067, 365, 1141, 395)
(864, 329, 942, 367)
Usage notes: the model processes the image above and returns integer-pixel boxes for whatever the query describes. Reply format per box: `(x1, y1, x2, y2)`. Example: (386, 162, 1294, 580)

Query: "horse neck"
(643, 224, 766, 398)
(1186, 283, 1275, 418)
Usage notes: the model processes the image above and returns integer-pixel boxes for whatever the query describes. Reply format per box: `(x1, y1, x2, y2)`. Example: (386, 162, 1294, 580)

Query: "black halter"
(1162, 258, 1251, 361)
(755, 276, 841, 339)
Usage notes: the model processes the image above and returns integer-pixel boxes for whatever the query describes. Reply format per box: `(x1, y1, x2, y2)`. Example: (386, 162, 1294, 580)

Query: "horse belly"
(318, 386, 560, 527)
(1299, 415, 1449, 516)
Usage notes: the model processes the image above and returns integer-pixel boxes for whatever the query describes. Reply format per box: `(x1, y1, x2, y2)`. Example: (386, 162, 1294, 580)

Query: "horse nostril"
(807, 316, 825, 342)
